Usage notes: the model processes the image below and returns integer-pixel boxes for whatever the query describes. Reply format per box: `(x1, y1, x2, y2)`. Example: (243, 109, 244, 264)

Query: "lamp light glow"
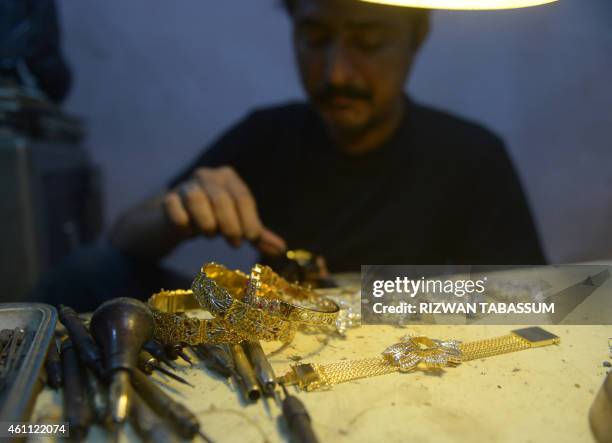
(359, 0, 558, 10)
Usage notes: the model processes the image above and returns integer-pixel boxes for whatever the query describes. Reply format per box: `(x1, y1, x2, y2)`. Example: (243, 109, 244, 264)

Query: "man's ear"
(412, 12, 430, 51)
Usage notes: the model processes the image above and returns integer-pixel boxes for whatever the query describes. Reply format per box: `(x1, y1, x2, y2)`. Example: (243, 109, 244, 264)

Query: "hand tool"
(90, 298, 154, 428)
(131, 368, 213, 442)
(192, 343, 239, 380)
(229, 343, 261, 401)
(165, 343, 193, 366)
(59, 305, 105, 378)
(61, 339, 94, 441)
(138, 351, 194, 387)
(243, 340, 276, 395)
(84, 368, 109, 425)
(143, 339, 176, 369)
(130, 388, 181, 443)
(279, 383, 320, 443)
(44, 338, 62, 389)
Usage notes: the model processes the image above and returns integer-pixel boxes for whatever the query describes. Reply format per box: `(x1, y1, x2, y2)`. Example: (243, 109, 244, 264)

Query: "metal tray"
(0, 303, 57, 422)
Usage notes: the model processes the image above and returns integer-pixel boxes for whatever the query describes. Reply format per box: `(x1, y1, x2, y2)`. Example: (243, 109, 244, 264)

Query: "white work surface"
(30, 269, 612, 443)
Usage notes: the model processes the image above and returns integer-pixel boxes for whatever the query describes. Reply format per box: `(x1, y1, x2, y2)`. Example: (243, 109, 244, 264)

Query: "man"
(37, 0, 544, 310)
(111, 0, 544, 271)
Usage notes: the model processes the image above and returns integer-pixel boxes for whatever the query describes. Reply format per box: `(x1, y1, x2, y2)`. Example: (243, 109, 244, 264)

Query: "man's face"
(291, 0, 426, 135)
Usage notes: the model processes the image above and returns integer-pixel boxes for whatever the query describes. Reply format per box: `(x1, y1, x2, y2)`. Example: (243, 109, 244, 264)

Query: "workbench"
(30, 269, 612, 443)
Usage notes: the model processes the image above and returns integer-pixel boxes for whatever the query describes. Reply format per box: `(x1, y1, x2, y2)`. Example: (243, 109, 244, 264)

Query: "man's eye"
(353, 34, 387, 52)
(301, 31, 331, 49)
(297, 25, 331, 49)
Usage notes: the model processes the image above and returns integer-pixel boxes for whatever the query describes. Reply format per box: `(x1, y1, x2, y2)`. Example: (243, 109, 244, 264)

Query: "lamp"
(359, 0, 558, 10)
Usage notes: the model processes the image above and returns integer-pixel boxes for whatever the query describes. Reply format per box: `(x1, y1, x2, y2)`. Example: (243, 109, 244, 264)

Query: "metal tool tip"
(161, 358, 177, 370)
(264, 382, 277, 395)
(248, 388, 261, 401)
(198, 430, 215, 443)
(178, 351, 193, 366)
(280, 382, 289, 397)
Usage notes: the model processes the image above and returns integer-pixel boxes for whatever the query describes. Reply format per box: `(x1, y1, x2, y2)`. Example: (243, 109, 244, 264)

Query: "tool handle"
(61, 339, 93, 441)
(194, 344, 233, 379)
(243, 341, 276, 394)
(59, 305, 104, 376)
(283, 396, 320, 443)
(229, 343, 261, 401)
(137, 351, 155, 374)
(144, 340, 176, 368)
(131, 369, 200, 439)
(130, 389, 181, 443)
(144, 340, 166, 359)
(45, 339, 63, 389)
(90, 298, 154, 372)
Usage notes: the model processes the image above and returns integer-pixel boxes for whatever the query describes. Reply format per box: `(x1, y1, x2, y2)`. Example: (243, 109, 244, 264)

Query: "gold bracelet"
(193, 263, 339, 327)
(148, 289, 242, 345)
(245, 264, 340, 326)
(190, 263, 299, 342)
(278, 327, 560, 391)
(148, 288, 297, 345)
(150, 263, 341, 345)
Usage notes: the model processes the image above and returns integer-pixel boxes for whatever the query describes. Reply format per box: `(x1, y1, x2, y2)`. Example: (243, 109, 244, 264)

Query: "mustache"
(314, 84, 373, 103)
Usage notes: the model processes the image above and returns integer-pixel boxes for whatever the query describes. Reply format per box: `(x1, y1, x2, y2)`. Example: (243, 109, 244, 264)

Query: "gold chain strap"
(315, 358, 394, 386)
(459, 334, 531, 361)
(278, 327, 560, 391)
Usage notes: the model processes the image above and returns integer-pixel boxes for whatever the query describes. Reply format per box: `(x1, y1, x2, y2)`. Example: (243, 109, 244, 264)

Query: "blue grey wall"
(57, 0, 612, 274)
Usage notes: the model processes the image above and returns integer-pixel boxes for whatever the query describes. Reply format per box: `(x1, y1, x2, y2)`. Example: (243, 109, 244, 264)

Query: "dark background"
(55, 0, 612, 273)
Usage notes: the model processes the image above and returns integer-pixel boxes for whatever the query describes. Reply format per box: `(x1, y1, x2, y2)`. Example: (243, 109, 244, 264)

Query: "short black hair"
(280, 0, 430, 24)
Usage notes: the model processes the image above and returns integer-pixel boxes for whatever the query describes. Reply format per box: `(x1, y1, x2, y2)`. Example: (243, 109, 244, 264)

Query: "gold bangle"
(148, 288, 296, 345)
(190, 263, 298, 342)
(150, 262, 341, 345)
(278, 327, 560, 391)
(148, 289, 242, 345)
(193, 263, 339, 327)
(245, 264, 340, 326)
(150, 263, 306, 344)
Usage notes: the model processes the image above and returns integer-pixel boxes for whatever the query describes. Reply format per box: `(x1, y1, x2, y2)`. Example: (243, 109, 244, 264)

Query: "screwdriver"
(84, 368, 109, 426)
(138, 351, 194, 387)
(44, 339, 63, 389)
(165, 343, 193, 366)
(59, 305, 105, 378)
(130, 389, 181, 443)
(229, 343, 260, 401)
(143, 340, 176, 369)
(61, 339, 94, 441)
(279, 383, 320, 443)
(243, 341, 276, 396)
(131, 368, 213, 442)
(90, 298, 154, 428)
(192, 344, 239, 380)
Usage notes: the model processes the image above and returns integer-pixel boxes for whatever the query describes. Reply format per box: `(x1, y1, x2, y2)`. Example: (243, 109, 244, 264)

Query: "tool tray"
(0, 303, 57, 422)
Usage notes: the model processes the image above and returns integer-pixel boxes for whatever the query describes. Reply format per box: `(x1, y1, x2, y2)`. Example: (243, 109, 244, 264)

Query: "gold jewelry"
(192, 263, 339, 327)
(190, 263, 300, 343)
(245, 264, 339, 326)
(278, 327, 560, 391)
(148, 289, 244, 345)
(149, 288, 298, 345)
(149, 262, 340, 345)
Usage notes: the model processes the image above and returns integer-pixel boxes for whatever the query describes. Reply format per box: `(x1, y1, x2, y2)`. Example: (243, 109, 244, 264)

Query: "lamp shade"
(359, 0, 558, 10)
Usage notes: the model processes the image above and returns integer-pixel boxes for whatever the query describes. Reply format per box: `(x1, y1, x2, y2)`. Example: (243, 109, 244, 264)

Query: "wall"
(57, 0, 612, 274)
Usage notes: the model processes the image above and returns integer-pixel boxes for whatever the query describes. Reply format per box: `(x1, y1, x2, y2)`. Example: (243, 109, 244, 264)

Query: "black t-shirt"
(170, 98, 546, 271)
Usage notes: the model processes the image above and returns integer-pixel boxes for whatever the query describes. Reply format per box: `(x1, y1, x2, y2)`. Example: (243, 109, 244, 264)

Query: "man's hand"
(163, 166, 286, 255)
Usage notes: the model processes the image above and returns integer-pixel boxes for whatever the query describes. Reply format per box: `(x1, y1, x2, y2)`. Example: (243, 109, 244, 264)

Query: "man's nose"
(324, 44, 357, 85)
